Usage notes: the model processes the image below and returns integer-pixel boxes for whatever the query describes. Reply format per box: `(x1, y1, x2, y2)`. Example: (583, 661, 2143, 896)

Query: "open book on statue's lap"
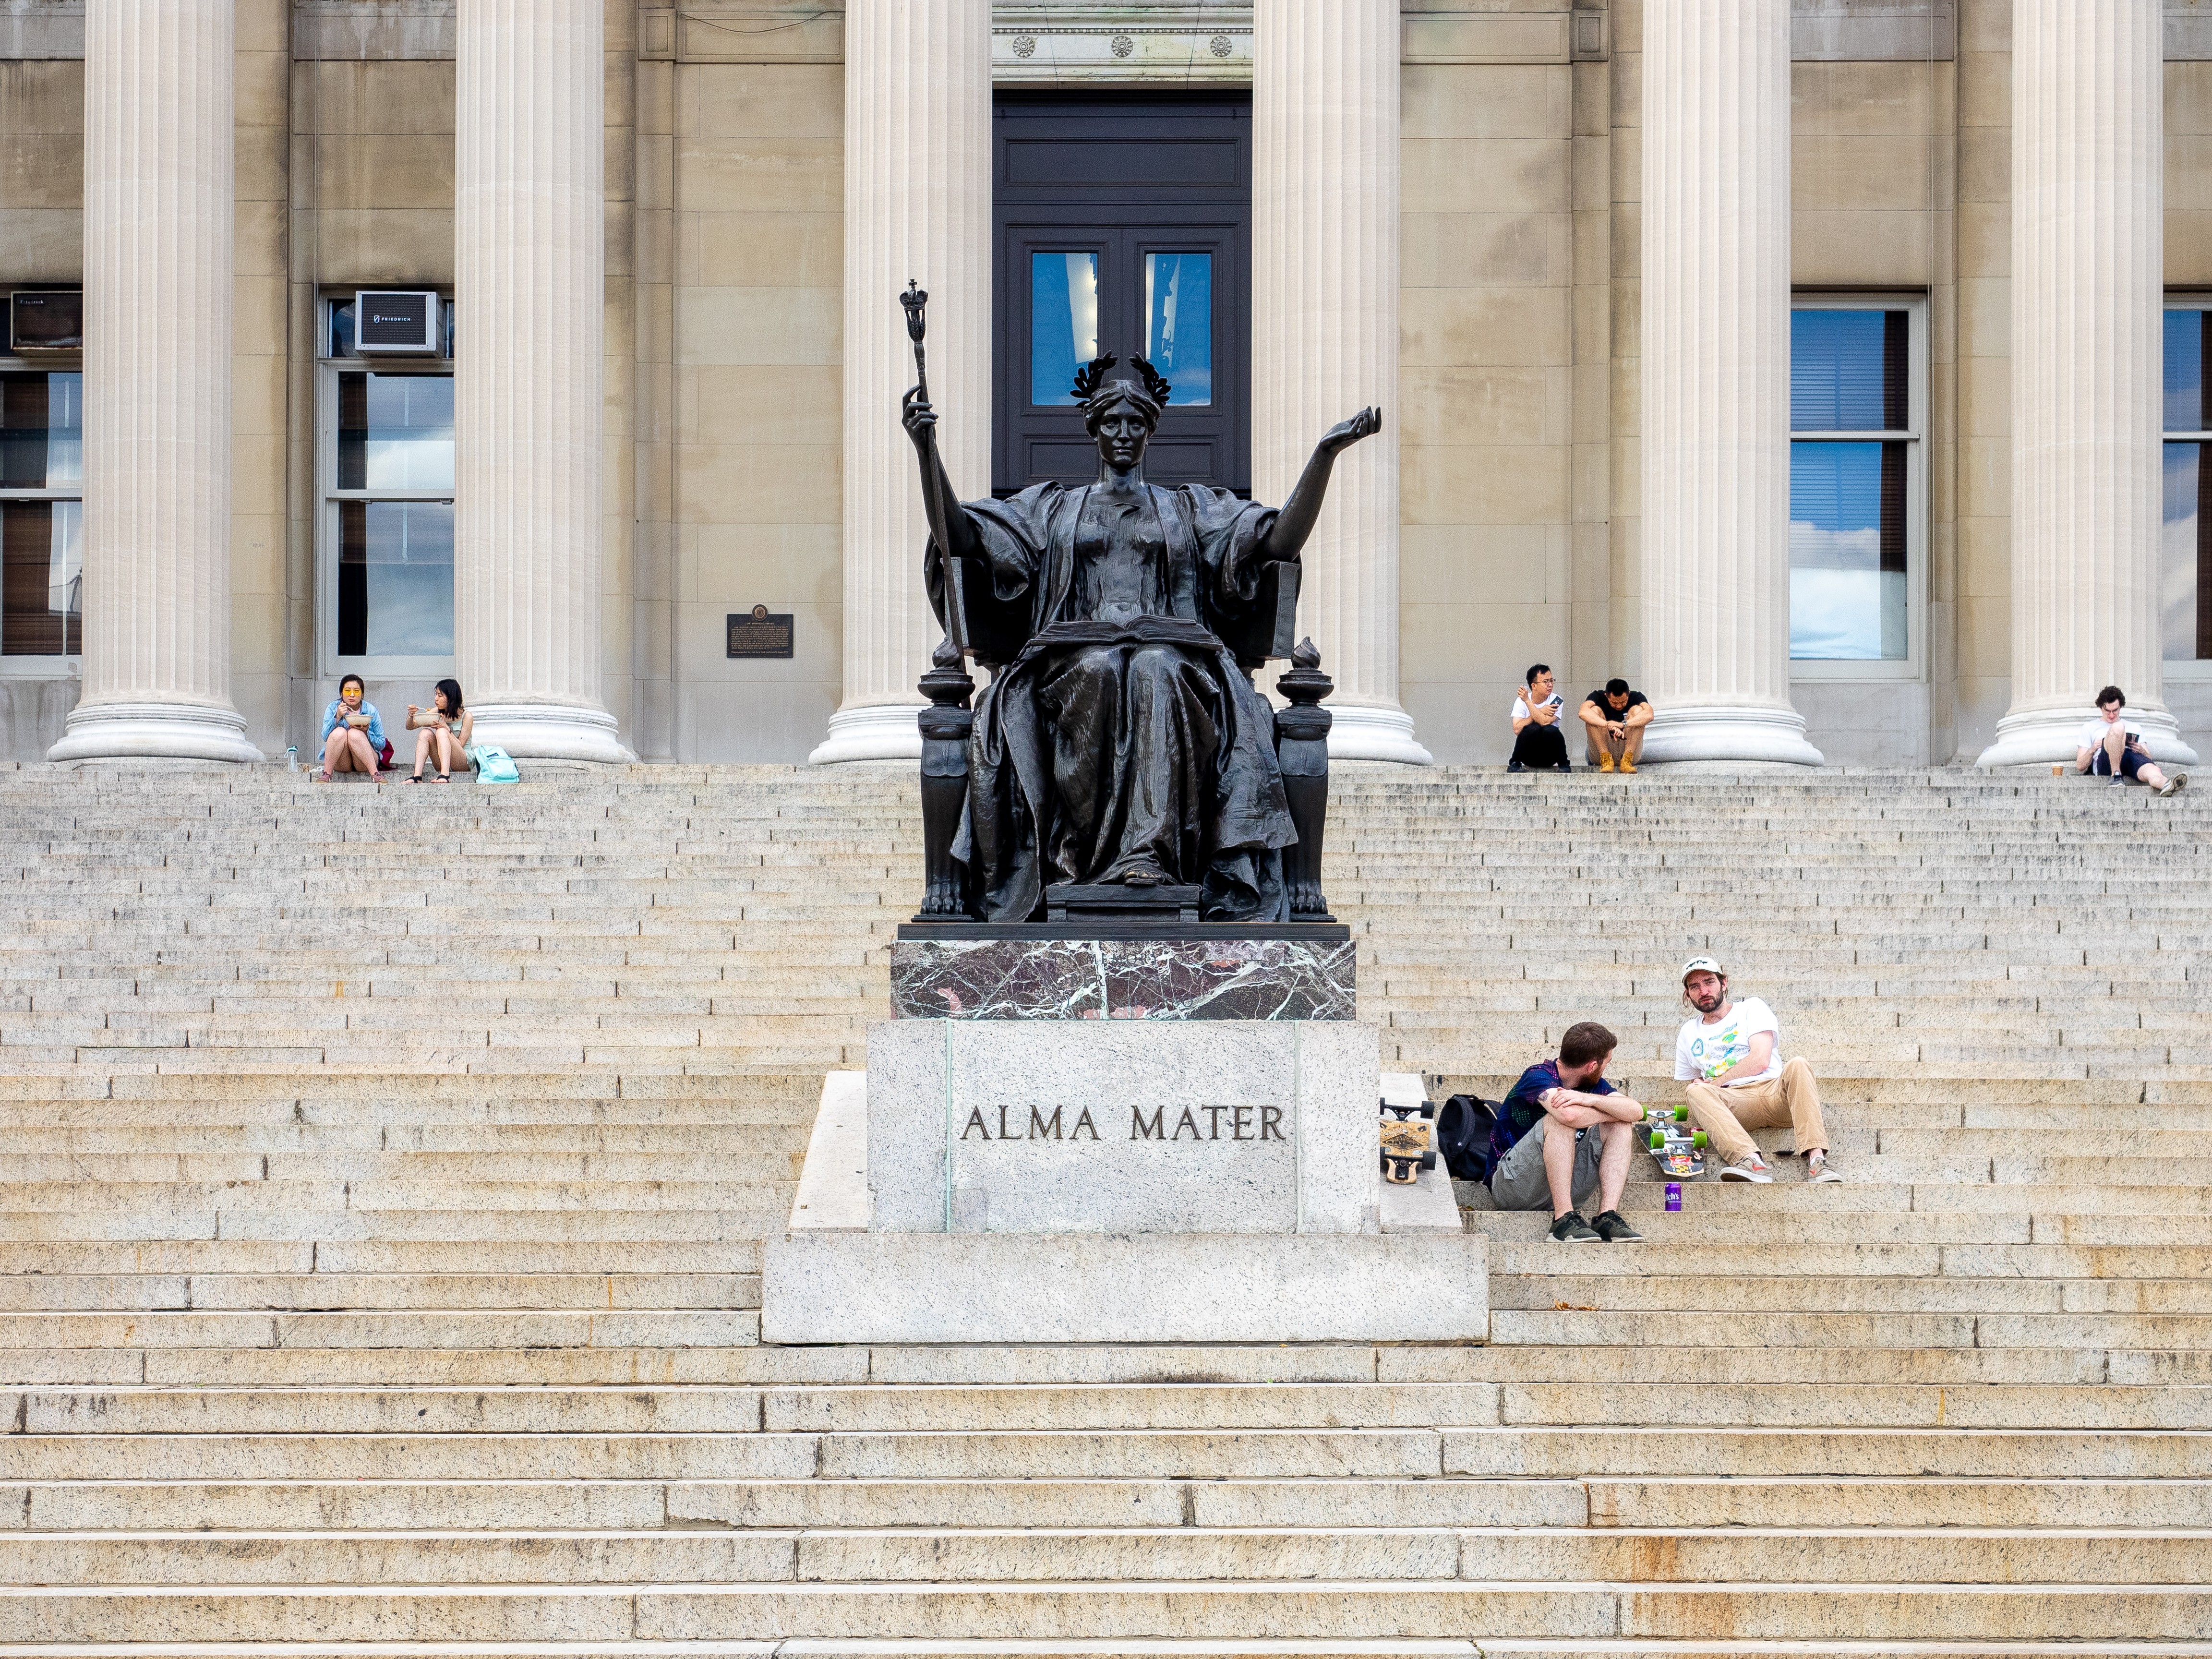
(1013, 615, 1225, 656)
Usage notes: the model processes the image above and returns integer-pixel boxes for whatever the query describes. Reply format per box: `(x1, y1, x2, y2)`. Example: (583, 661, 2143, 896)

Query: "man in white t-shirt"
(1674, 957, 1841, 1184)
(1508, 663, 1572, 772)
(2075, 685, 2186, 795)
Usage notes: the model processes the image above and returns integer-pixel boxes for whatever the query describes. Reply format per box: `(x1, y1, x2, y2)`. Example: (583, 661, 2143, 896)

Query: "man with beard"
(1676, 957, 1843, 1183)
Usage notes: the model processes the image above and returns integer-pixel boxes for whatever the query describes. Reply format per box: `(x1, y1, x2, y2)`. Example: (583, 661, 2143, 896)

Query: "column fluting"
(452, 0, 631, 762)
(812, 0, 992, 764)
(1978, 0, 2195, 766)
(1252, 0, 1429, 763)
(1636, 0, 1821, 765)
(50, 0, 259, 764)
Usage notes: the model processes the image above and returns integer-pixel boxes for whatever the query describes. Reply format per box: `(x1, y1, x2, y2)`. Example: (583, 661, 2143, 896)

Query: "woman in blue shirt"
(318, 674, 386, 781)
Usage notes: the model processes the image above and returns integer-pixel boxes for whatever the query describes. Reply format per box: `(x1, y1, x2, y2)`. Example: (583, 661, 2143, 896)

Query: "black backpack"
(1435, 1094, 1499, 1183)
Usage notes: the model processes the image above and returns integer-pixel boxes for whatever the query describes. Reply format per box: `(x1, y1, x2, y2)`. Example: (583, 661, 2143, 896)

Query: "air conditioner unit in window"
(11, 290, 83, 353)
(355, 289, 441, 355)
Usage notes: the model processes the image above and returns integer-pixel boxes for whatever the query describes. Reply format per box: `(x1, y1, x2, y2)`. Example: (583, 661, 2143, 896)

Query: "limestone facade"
(1, 0, 2209, 767)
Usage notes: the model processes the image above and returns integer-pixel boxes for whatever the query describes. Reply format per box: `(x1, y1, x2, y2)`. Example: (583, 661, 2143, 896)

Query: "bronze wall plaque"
(727, 604, 794, 659)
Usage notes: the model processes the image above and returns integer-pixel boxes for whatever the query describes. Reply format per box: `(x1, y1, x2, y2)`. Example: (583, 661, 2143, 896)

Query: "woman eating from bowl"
(406, 679, 472, 783)
(317, 674, 385, 782)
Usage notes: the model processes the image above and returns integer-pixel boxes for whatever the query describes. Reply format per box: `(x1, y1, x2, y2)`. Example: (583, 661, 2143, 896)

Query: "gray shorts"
(1489, 1121, 1602, 1212)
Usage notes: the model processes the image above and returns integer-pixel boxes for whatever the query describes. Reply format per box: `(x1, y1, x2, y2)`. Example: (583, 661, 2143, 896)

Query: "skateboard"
(1643, 1104, 1708, 1179)
(1379, 1098, 1438, 1185)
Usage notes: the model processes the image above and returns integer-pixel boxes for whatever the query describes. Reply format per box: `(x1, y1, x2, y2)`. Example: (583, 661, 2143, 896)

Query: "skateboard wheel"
(1673, 1106, 1690, 1122)
(1692, 1130, 1709, 1148)
(1648, 1130, 1665, 1150)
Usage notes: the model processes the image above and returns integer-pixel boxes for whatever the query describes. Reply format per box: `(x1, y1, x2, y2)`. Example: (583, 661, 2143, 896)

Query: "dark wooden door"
(994, 94, 1251, 495)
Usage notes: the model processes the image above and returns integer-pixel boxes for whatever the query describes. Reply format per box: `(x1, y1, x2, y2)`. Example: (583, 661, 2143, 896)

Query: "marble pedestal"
(891, 934, 1356, 1021)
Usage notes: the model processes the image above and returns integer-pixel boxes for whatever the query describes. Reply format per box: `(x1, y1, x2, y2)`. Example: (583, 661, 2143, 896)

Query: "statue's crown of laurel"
(1072, 354, 1173, 409)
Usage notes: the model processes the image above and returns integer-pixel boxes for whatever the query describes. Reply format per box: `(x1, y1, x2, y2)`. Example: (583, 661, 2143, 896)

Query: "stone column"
(811, 0, 992, 764)
(49, 0, 260, 764)
(1252, 0, 1429, 764)
(1978, 0, 2195, 767)
(452, 0, 630, 762)
(1636, 0, 1821, 766)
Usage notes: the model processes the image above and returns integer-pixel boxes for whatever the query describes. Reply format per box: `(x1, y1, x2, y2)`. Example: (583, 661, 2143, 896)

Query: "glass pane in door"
(337, 373, 456, 491)
(1030, 252, 1099, 406)
(0, 499, 78, 656)
(337, 499, 455, 657)
(2165, 441, 2209, 660)
(1790, 440, 1907, 660)
(0, 372, 83, 488)
(1791, 310, 1907, 432)
(1144, 253, 1212, 406)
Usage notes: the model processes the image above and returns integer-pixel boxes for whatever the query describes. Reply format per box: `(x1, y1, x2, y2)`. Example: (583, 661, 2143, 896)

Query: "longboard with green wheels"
(1643, 1103, 1708, 1180)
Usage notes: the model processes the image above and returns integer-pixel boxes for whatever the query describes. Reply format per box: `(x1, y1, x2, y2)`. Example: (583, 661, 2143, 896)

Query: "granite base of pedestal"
(763, 1228, 1488, 1344)
(765, 1058, 1489, 1346)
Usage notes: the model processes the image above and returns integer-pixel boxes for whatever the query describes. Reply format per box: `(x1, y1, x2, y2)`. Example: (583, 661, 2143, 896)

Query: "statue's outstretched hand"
(1320, 406, 1382, 456)
(902, 386, 938, 451)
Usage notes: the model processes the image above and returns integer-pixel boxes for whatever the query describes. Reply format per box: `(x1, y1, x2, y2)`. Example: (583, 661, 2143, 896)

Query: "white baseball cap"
(1681, 956, 1725, 984)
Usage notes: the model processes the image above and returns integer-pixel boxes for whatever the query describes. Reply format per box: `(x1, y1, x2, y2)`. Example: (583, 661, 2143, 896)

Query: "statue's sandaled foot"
(1118, 864, 1168, 888)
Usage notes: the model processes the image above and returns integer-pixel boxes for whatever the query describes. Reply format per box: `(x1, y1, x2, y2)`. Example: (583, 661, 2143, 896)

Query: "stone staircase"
(0, 760, 2207, 1655)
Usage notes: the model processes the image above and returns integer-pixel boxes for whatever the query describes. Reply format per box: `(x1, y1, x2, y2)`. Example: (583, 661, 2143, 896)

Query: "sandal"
(404, 774, 421, 784)
(433, 773, 450, 782)
(317, 770, 333, 783)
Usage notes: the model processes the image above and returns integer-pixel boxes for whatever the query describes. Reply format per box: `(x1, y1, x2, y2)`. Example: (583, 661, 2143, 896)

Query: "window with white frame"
(0, 363, 81, 658)
(1789, 299, 1923, 668)
(2163, 304, 2212, 665)
(321, 295, 454, 671)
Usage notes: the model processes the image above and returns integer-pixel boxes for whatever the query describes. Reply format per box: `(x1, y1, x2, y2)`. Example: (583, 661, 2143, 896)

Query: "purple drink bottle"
(1665, 1182, 1682, 1212)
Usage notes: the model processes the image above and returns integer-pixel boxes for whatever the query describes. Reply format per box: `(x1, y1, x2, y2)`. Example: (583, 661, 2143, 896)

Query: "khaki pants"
(1684, 1057, 1828, 1164)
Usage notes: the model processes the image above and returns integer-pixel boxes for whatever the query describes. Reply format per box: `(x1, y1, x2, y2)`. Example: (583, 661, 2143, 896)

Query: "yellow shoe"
(1597, 753, 1616, 773)
(1619, 756, 1637, 774)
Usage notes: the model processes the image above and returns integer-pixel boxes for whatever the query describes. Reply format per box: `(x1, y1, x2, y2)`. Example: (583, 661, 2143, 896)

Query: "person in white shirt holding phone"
(1675, 957, 1842, 1183)
(1508, 663, 1572, 772)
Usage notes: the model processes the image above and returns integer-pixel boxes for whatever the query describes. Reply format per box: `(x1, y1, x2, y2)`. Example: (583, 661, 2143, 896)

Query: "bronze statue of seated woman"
(904, 351, 1377, 924)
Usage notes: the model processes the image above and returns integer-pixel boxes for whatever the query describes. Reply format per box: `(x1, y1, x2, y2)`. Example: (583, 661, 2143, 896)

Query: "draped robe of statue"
(928, 480, 1299, 924)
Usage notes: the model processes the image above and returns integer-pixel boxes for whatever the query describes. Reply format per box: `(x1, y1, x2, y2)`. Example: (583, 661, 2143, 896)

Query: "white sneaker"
(1720, 1154, 1774, 1183)
(1807, 1150, 1844, 1184)
(2160, 771, 2189, 797)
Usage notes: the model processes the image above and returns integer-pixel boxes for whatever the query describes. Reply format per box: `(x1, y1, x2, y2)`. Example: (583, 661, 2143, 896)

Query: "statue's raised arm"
(1254, 406, 1383, 565)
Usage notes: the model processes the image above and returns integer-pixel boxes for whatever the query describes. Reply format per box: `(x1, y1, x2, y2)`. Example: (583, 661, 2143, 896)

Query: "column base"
(1324, 703, 1432, 765)
(1976, 702, 2200, 769)
(810, 701, 923, 765)
(48, 700, 263, 765)
(1640, 703, 1825, 767)
(467, 701, 635, 764)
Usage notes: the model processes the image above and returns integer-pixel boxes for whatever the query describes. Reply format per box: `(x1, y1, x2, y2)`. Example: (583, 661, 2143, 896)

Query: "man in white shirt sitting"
(1508, 663, 1571, 772)
(1675, 957, 1842, 1184)
(2076, 685, 2186, 795)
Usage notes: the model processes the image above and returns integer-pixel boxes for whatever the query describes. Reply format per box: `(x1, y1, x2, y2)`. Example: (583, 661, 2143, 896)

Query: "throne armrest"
(929, 548, 1032, 669)
(1220, 558, 1301, 669)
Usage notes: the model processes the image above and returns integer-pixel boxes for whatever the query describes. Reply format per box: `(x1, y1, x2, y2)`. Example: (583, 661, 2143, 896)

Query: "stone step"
(1, 1524, 2204, 1589)
(0, 1273, 757, 1311)
(1442, 1427, 2212, 1478)
(22, 1388, 766, 1434)
(1488, 1308, 2212, 1349)
(0, 1579, 2205, 1644)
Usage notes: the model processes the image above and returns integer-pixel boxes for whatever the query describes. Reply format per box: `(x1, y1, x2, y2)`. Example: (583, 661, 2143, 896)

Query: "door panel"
(995, 95, 1251, 495)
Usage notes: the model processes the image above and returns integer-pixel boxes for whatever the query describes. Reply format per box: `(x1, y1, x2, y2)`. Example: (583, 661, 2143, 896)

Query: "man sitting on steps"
(1578, 677, 1653, 773)
(1676, 956, 1843, 1183)
(1488, 1021, 1646, 1243)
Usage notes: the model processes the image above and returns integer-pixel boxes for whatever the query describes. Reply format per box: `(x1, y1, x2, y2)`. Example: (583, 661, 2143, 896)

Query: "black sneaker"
(1507, 760, 1526, 773)
(1549, 1211, 1601, 1243)
(1592, 1209, 1644, 1242)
